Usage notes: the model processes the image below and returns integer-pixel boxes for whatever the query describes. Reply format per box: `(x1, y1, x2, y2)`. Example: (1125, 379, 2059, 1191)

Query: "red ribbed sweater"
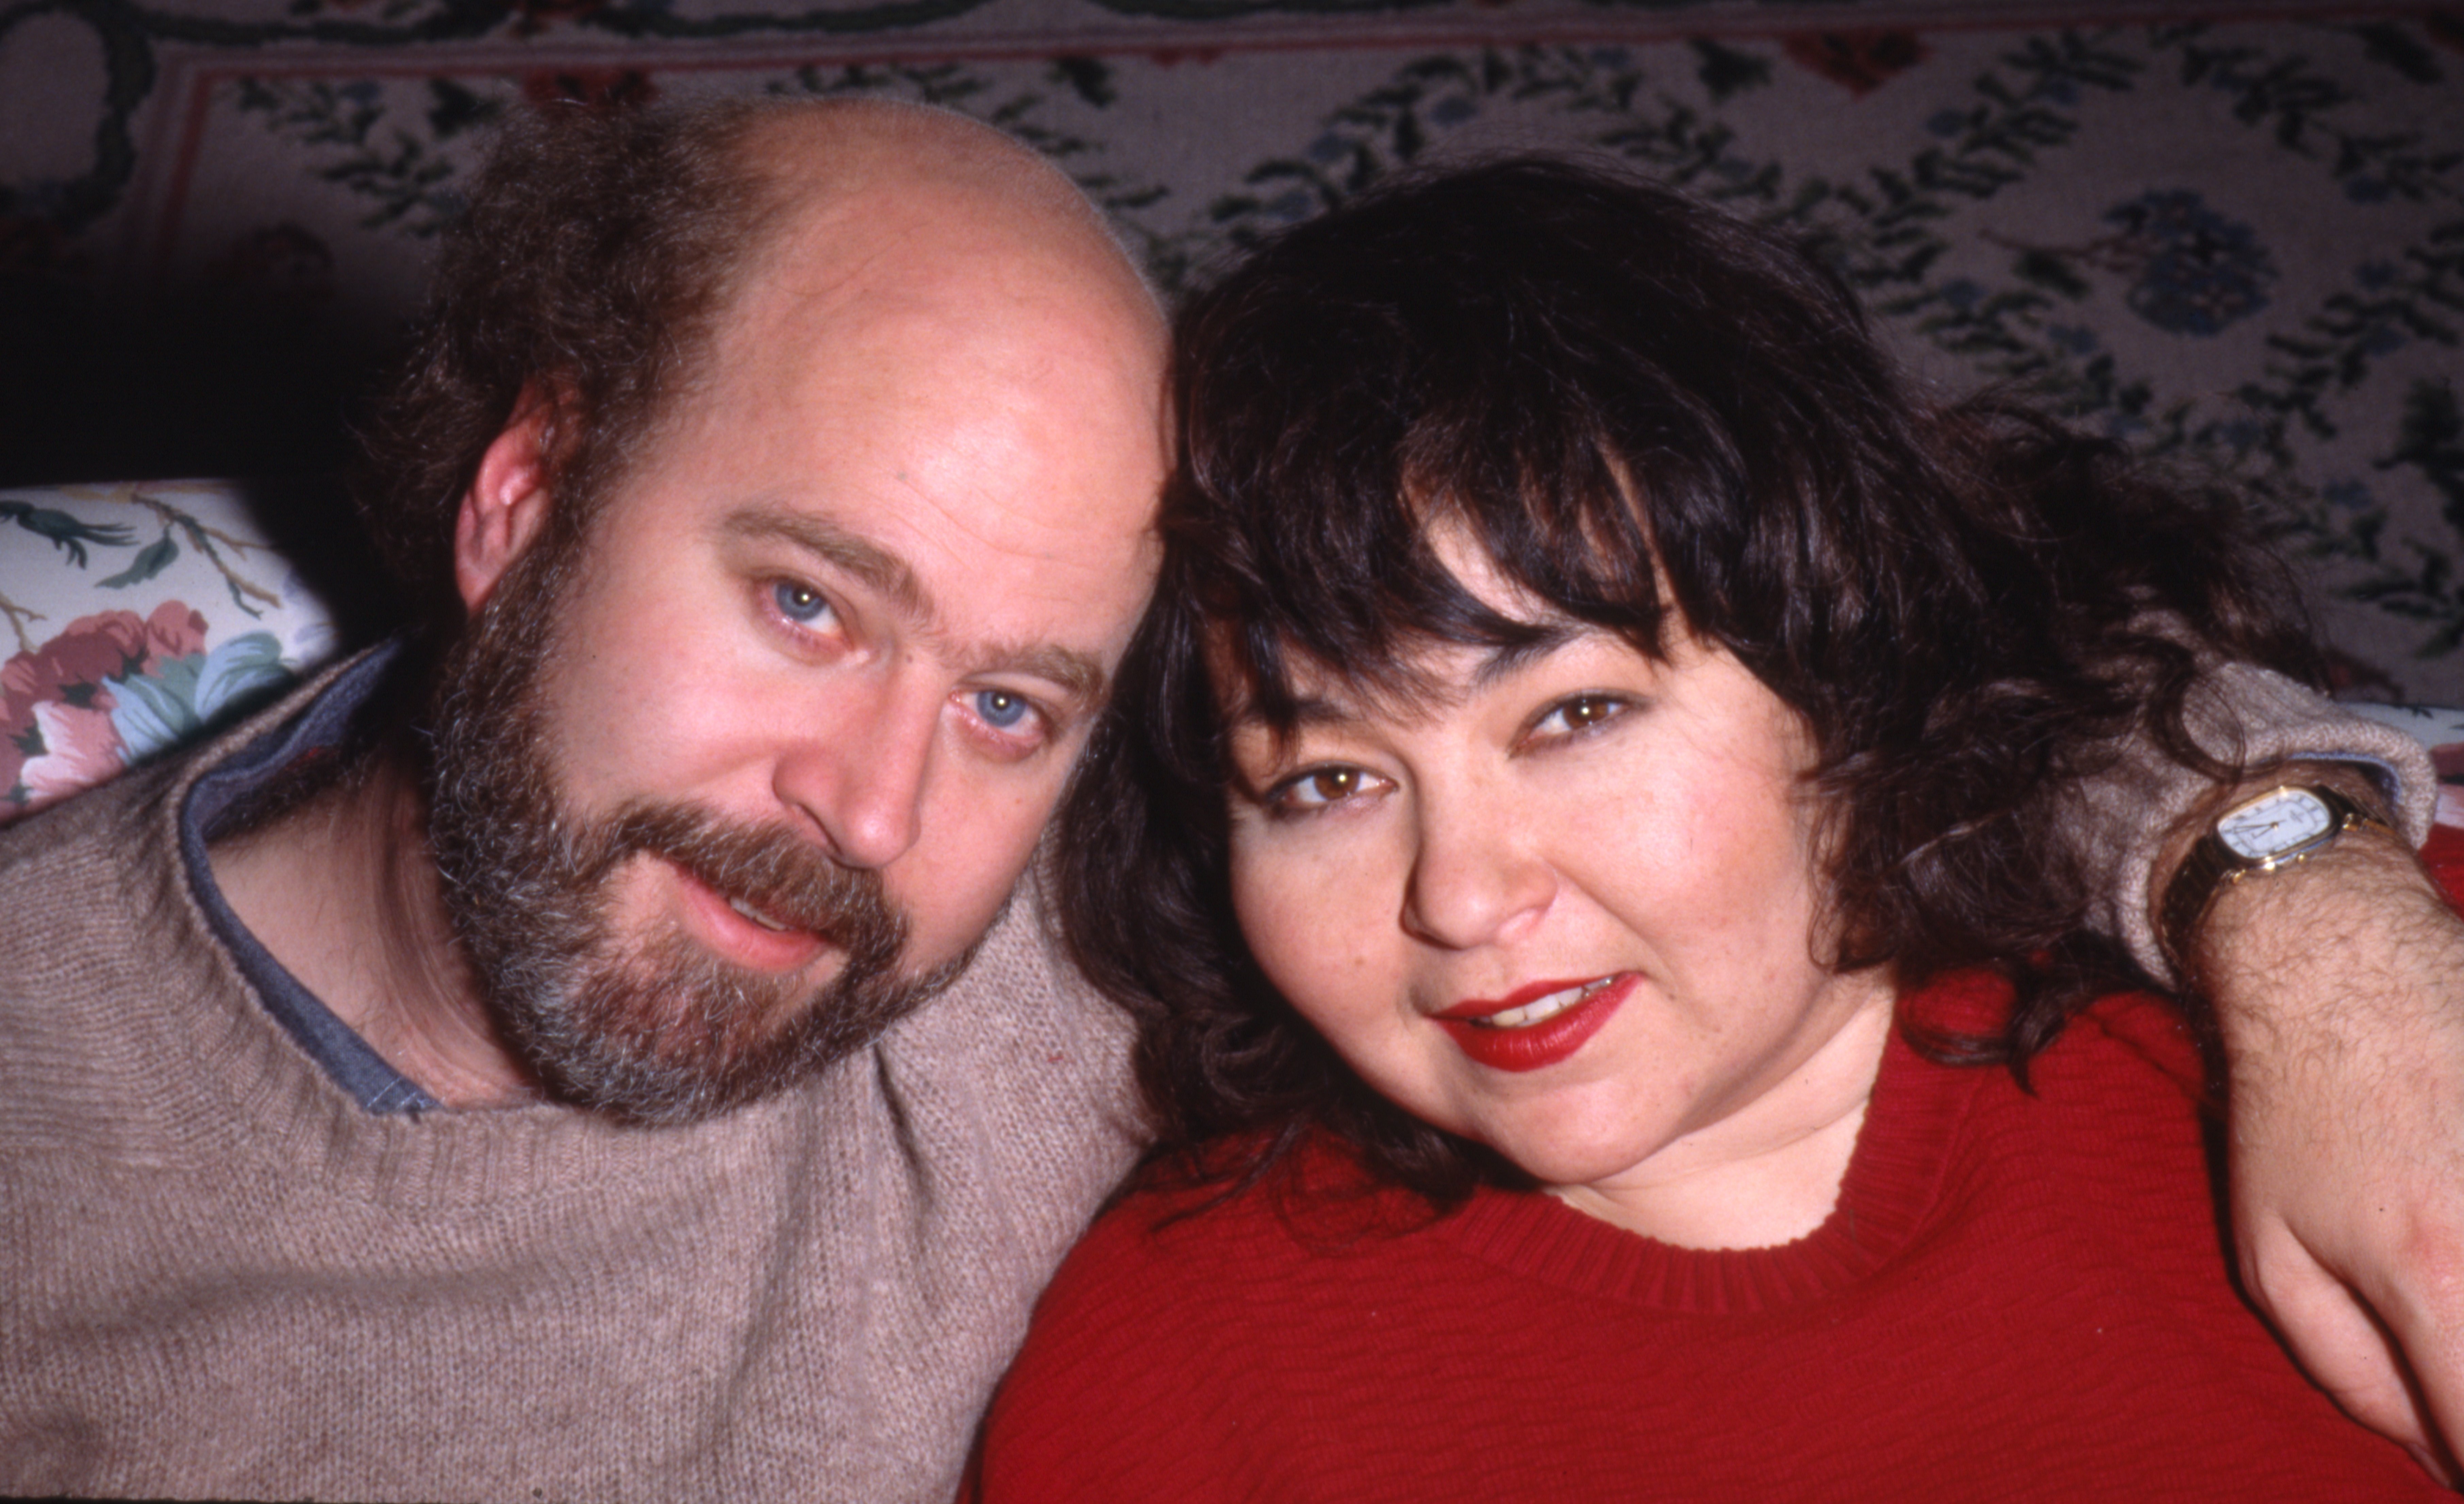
(974, 938, 2453, 1499)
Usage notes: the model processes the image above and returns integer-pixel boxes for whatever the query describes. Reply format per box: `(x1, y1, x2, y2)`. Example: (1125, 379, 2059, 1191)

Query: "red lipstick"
(1433, 974, 1632, 1073)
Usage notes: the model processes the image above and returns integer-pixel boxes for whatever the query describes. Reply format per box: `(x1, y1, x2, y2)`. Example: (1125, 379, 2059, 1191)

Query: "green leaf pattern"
(0, 482, 326, 822)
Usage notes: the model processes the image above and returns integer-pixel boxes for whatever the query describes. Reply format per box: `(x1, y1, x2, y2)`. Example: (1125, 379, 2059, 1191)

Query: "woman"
(974, 160, 2451, 1498)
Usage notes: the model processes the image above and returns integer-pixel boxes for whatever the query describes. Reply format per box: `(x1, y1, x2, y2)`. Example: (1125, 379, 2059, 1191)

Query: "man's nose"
(1397, 797, 1556, 951)
(772, 680, 938, 871)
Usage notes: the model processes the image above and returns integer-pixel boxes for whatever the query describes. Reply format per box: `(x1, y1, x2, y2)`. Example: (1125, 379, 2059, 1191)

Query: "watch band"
(2159, 783, 2388, 974)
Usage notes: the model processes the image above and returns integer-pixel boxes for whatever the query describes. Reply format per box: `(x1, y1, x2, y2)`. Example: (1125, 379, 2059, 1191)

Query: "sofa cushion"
(1, 479, 348, 824)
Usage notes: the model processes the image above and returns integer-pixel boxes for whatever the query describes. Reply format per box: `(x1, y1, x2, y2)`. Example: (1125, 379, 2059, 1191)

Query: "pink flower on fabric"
(0, 603, 206, 709)
(15, 701, 126, 813)
(4, 614, 143, 711)
(1, 602, 210, 821)
(142, 600, 212, 659)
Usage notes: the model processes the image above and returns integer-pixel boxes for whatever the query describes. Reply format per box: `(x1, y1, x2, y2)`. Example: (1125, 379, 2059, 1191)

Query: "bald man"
(0, 100, 1164, 1501)
(7, 97, 2464, 1503)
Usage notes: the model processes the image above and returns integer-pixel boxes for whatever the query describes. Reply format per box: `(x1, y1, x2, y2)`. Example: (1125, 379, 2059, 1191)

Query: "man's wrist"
(2150, 761, 2404, 994)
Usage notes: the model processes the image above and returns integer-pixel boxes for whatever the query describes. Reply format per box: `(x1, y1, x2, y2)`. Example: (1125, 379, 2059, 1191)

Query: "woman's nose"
(1398, 803, 1556, 951)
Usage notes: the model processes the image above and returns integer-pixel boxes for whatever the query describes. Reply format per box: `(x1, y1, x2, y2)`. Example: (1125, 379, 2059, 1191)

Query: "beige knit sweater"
(0, 686, 1145, 1503)
(0, 660, 2431, 1502)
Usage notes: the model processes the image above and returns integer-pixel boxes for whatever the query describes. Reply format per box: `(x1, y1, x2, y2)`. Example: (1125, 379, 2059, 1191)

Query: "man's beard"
(416, 522, 971, 1126)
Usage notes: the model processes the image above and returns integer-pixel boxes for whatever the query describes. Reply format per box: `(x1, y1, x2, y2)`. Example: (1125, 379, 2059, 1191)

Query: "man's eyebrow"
(720, 504, 1110, 709)
(996, 643, 1109, 707)
(722, 507, 930, 619)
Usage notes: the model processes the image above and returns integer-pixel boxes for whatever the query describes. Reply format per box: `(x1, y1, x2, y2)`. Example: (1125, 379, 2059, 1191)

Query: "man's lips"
(670, 862, 832, 973)
(1433, 974, 1633, 1072)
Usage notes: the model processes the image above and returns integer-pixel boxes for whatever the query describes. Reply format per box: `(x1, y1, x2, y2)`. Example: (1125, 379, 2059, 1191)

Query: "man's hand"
(2183, 797, 2464, 1482)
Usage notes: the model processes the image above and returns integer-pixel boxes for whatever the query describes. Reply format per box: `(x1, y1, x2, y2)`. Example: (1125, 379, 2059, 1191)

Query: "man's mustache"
(581, 801, 909, 969)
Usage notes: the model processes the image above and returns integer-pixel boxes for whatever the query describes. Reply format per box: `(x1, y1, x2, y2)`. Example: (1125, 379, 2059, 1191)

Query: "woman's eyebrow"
(1226, 694, 1354, 733)
(1224, 627, 1586, 733)
(1468, 625, 1581, 689)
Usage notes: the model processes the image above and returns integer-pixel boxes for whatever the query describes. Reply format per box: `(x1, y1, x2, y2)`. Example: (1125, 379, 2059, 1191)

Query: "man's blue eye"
(975, 690, 1032, 730)
(774, 582, 831, 624)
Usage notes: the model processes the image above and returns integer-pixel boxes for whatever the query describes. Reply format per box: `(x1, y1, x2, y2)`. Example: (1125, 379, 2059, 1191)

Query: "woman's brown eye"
(1301, 773, 1360, 807)
(1272, 766, 1369, 811)
(1563, 697, 1613, 730)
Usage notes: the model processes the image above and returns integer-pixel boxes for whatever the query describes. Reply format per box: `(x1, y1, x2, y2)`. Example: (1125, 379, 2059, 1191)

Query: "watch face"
(2217, 787, 2335, 862)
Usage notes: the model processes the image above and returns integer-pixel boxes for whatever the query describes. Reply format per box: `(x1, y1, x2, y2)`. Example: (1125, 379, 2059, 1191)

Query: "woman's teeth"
(728, 895, 792, 933)
(1470, 977, 1613, 1030)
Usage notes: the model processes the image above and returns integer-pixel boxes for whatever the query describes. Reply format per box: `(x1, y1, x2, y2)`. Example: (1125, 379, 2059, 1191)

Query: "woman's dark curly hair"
(1056, 156, 2324, 1207)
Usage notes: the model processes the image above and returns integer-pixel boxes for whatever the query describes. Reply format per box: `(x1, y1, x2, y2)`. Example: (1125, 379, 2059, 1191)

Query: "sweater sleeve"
(2073, 660, 2435, 981)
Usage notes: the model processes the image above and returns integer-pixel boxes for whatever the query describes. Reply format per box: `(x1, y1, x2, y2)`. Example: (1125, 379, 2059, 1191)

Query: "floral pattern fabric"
(0, 482, 335, 824)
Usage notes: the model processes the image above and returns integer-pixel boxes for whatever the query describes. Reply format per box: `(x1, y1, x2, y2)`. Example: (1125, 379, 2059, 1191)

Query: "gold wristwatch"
(2160, 783, 2390, 967)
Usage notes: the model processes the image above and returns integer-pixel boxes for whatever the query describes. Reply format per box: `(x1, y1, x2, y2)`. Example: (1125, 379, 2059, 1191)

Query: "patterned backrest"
(0, 479, 361, 825)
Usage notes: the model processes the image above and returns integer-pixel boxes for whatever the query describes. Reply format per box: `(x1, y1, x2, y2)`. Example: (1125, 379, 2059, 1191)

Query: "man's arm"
(2063, 650, 2464, 1472)
(2163, 765, 2464, 1482)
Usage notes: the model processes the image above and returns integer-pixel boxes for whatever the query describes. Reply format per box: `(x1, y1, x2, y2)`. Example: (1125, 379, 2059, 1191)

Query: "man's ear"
(454, 386, 564, 614)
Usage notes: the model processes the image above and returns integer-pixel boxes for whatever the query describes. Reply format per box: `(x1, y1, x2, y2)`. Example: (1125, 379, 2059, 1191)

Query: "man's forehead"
(698, 108, 1168, 470)
(727, 116, 1162, 341)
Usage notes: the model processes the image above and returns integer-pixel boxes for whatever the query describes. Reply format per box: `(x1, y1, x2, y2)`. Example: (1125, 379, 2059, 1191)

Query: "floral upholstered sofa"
(9, 474, 2464, 834)
(0, 479, 361, 826)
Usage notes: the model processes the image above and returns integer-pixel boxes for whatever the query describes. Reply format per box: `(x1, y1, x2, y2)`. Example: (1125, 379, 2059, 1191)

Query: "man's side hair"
(352, 99, 780, 622)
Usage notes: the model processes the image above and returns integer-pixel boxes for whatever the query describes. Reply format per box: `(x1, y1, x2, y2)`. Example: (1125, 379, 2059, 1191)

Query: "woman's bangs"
(1196, 471, 1673, 746)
